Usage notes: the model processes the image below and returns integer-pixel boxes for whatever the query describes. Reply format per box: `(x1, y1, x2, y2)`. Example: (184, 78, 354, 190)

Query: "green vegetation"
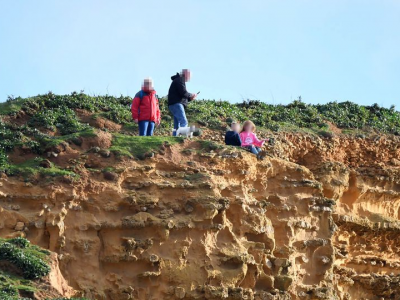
(0, 271, 34, 300)
(186, 99, 400, 134)
(0, 238, 51, 300)
(0, 92, 132, 123)
(37, 128, 96, 149)
(5, 157, 77, 178)
(198, 140, 223, 152)
(0, 117, 93, 178)
(110, 134, 183, 158)
(0, 96, 26, 115)
(1, 93, 399, 135)
(29, 107, 88, 135)
(1, 92, 400, 178)
(0, 238, 50, 279)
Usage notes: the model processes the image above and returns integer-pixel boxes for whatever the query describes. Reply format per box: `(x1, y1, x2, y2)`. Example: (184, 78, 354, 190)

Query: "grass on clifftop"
(1, 92, 400, 178)
(1, 93, 400, 134)
(110, 134, 183, 159)
(0, 97, 26, 115)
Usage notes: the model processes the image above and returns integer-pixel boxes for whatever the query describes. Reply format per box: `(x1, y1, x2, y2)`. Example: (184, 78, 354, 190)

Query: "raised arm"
(252, 133, 265, 147)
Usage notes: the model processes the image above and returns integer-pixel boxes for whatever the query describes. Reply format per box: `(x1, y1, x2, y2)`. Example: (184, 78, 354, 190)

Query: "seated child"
(239, 120, 268, 156)
(225, 121, 242, 146)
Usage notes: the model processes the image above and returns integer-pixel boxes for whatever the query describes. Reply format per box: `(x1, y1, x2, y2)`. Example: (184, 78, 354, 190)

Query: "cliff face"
(1, 133, 400, 300)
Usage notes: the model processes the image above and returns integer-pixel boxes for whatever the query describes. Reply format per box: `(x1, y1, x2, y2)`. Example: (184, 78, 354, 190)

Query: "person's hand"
(190, 93, 197, 100)
(134, 119, 138, 124)
(156, 120, 161, 126)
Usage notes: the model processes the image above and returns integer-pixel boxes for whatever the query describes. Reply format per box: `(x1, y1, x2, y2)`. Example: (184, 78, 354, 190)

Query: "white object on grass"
(175, 125, 196, 138)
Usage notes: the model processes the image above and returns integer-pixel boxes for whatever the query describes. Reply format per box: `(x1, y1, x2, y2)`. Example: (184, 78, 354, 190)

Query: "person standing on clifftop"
(131, 78, 161, 136)
(168, 69, 197, 136)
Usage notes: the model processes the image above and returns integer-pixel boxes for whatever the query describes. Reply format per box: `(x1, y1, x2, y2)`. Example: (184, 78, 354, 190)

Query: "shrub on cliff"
(0, 238, 50, 279)
(0, 148, 9, 173)
(1, 92, 399, 134)
(0, 238, 51, 300)
(29, 107, 88, 135)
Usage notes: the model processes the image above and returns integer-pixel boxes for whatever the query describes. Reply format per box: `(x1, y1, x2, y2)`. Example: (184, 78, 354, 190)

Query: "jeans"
(245, 145, 261, 155)
(168, 103, 188, 136)
(138, 121, 155, 136)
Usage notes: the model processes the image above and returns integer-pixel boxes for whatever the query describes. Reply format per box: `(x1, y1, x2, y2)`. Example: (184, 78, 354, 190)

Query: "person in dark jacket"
(225, 121, 242, 146)
(168, 69, 197, 136)
(131, 78, 161, 136)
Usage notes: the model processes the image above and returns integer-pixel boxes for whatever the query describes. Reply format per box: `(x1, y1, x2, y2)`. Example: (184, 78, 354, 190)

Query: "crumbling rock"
(1, 136, 399, 300)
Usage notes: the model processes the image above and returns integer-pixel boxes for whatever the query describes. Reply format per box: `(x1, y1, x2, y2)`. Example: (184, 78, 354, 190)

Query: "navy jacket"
(225, 131, 242, 146)
(168, 73, 193, 107)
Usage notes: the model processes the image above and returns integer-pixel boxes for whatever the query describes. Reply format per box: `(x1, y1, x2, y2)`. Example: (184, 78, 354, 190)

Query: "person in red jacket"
(131, 78, 161, 136)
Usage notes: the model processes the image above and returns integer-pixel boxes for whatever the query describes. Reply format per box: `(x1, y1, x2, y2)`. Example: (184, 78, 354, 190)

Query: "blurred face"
(143, 79, 153, 91)
(244, 123, 253, 132)
(182, 69, 191, 82)
(231, 123, 240, 132)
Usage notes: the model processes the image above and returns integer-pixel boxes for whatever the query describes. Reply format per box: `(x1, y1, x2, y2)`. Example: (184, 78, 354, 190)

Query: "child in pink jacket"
(240, 120, 268, 157)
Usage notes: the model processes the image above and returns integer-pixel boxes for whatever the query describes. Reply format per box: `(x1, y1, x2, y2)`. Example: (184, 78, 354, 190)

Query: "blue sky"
(0, 0, 399, 107)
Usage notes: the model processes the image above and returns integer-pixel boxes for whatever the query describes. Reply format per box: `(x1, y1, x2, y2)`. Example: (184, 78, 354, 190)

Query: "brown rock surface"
(1, 134, 400, 299)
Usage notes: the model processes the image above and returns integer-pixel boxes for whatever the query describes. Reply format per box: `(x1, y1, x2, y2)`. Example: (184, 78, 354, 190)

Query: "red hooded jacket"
(131, 89, 161, 123)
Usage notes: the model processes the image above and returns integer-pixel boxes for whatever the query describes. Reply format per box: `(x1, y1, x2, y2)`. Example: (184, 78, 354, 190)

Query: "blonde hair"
(241, 120, 256, 133)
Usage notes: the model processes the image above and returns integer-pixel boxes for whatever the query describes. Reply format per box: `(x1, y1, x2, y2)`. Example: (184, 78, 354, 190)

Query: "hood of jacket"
(171, 73, 181, 80)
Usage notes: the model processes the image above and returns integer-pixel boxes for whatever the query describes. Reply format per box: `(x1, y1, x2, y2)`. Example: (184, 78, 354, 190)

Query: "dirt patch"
(91, 117, 122, 132)
(2, 111, 31, 127)
(76, 109, 122, 132)
(82, 130, 112, 150)
(326, 121, 342, 135)
(49, 147, 81, 169)
(0, 260, 23, 277)
(8, 150, 37, 164)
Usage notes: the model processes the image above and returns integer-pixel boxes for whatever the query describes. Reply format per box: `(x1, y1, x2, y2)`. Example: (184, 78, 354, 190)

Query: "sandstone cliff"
(1, 131, 399, 300)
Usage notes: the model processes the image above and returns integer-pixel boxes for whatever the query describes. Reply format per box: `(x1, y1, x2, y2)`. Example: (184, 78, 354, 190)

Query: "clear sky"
(0, 0, 399, 107)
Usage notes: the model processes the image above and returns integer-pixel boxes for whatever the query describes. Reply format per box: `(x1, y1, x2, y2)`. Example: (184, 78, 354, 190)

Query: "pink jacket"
(240, 132, 265, 147)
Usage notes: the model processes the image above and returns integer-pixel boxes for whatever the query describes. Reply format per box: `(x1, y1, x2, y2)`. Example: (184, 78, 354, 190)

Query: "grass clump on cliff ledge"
(0, 237, 50, 279)
(6, 157, 78, 178)
(110, 134, 183, 159)
(0, 238, 51, 300)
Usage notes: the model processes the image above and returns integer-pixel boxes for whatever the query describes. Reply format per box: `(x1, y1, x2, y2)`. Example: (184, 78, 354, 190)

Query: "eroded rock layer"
(1, 137, 400, 300)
